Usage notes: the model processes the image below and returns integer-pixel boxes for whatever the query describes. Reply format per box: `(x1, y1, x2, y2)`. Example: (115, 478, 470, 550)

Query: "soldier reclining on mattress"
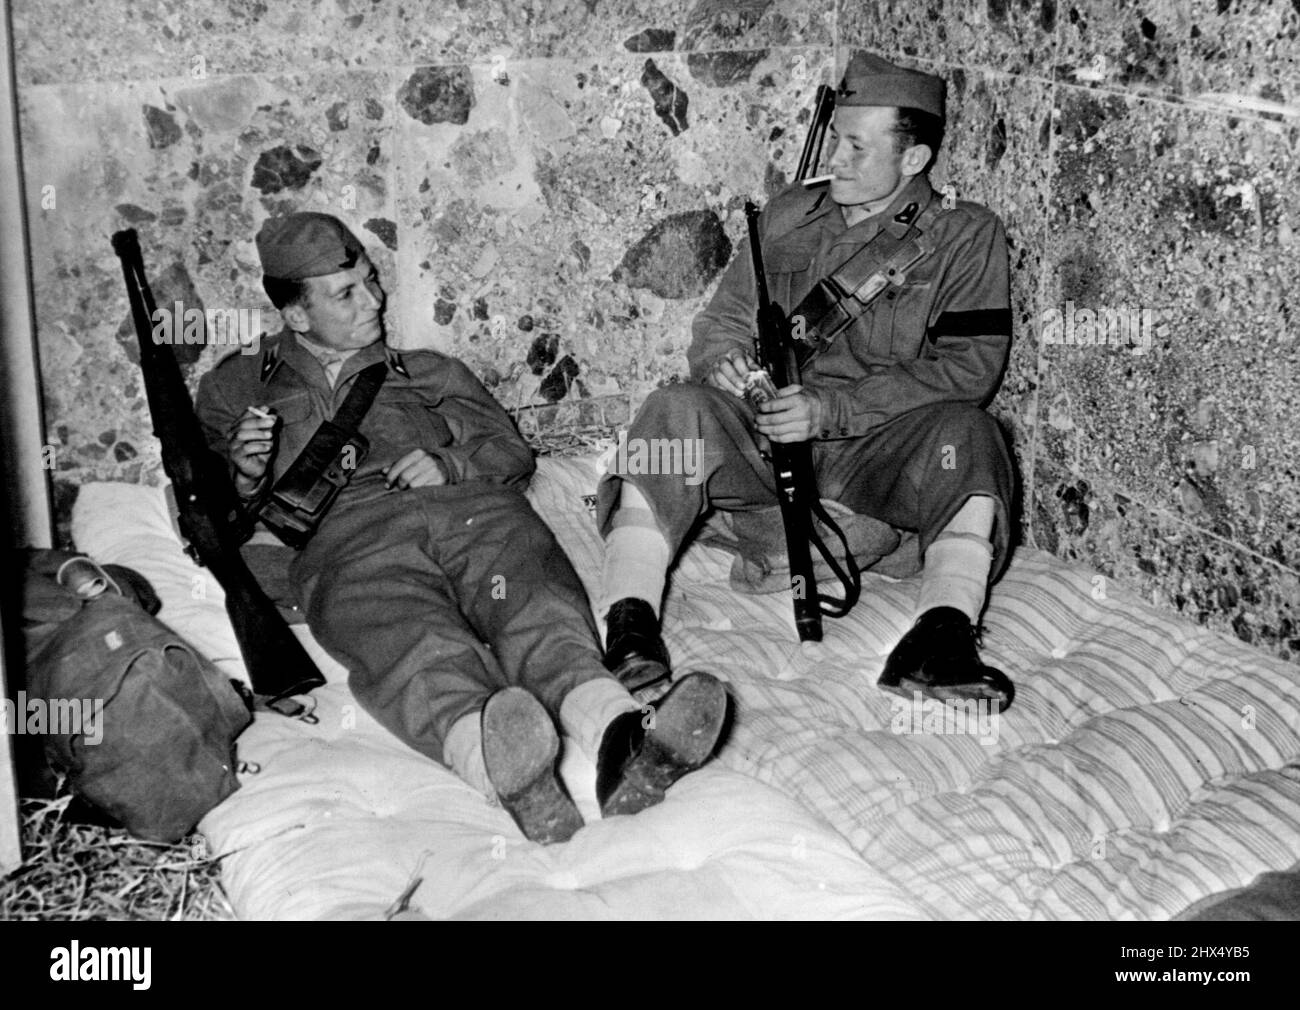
(195, 212, 728, 845)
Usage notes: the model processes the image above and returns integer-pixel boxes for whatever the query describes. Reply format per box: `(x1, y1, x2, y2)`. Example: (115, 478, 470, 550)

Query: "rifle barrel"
(795, 85, 835, 182)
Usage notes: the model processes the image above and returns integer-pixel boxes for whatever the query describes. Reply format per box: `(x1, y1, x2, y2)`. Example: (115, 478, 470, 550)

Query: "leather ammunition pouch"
(790, 196, 940, 365)
(258, 421, 370, 549)
(257, 361, 387, 549)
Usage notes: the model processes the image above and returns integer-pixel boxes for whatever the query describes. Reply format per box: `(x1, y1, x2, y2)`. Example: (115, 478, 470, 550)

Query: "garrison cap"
(256, 212, 366, 280)
(836, 52, 946, 119)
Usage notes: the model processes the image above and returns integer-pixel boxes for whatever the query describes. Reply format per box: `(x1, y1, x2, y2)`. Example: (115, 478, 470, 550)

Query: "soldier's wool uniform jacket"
(195, 332, 535, 505)
(688, 173, 1012, 440)
(194, 332, 610, 762)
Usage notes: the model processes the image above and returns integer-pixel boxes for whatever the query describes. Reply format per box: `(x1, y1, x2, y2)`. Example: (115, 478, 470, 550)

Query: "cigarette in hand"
(248, 406, 273, 419)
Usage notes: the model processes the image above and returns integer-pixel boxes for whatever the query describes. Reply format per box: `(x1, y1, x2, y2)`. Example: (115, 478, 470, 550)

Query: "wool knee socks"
(599, 481, 671, 622)
(916, 495, 996, 624)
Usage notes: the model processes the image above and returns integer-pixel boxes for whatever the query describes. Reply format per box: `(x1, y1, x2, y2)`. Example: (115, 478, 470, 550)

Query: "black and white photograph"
(0, 0, 1296, 953)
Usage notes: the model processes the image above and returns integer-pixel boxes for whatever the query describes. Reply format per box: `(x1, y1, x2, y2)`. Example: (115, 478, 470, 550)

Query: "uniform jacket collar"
(268, 331, 388, 390)
(823, 174, 935, 246)
(793, 185, 838, 229)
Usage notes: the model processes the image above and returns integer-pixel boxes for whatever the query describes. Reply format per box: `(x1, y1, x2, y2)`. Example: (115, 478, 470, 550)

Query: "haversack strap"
(331, 360, 388, 433)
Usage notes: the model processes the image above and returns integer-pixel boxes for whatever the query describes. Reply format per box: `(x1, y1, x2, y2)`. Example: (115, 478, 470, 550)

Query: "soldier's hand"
(703, 348, 761, 397)
(229, 406, 278, 494)
(755, 385, 823, 443)
(384, 449, 447, 489)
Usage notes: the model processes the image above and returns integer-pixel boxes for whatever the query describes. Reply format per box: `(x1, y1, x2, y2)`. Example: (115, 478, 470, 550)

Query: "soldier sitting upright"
(596, 53, 1018, 710)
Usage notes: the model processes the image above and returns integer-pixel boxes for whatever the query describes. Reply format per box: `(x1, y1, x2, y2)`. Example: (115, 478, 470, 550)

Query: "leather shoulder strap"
(825, 192, 940, 296)
(791, 191, 942, 359)
(330, 361, 388, 434)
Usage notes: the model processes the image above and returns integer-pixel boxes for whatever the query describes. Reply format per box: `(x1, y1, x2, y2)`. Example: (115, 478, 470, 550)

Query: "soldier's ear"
(901, 143, 932, 177)
(280, 302, 311, 333)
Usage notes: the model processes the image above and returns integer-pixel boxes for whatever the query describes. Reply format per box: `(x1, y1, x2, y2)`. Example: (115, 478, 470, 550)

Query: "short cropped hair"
(262, 275, 310, 311)
(892, 107, 945, 173)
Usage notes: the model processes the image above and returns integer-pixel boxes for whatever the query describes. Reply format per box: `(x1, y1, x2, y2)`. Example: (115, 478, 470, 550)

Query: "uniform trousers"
(596, 384, 1016, 580)
(292, 484, 610, 761)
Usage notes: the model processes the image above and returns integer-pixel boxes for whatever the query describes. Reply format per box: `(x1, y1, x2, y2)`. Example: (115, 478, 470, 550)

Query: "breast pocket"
(881, 280, 936, 359)
(370, 392, 452, 451)
(765, 246, 817, 314)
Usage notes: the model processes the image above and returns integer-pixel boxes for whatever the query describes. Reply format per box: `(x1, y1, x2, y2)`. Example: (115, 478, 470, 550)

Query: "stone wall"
(11, 0, 1299, 665)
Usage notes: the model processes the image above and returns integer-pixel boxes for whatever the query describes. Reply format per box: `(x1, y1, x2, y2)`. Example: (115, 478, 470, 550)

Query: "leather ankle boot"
(878, 606, 1015, 712)
(603, 597, 671, 692)
(596, 672, 728, 817)
(481, 687, 584, 844)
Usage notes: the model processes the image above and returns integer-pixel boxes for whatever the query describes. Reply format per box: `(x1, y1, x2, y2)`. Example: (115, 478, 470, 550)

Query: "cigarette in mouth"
(802, 174, 835, 186)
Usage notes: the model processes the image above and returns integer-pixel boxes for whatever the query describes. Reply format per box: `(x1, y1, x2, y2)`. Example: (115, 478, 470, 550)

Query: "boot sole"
(877, 668, 1015, 713)
(481, 688, 584, 845)
(600, 673, 728, 818)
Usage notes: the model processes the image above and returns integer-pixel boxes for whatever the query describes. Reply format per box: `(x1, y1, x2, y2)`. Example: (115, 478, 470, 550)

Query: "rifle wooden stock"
(111, 228, 325, 702)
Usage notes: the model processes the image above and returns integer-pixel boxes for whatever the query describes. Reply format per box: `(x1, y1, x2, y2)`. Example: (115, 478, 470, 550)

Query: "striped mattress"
(72, 455, 1300, 919)
(538, 455, 1300, 919)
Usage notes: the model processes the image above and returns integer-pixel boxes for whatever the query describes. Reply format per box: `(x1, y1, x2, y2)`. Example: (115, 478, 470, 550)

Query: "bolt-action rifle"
(743, 84, 860, 642)
(111, 228, 325, 707)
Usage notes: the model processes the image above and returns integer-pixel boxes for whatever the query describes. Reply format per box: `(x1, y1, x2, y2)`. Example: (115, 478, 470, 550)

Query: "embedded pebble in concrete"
(250, 144, 323, 194)
(614, 210, 732, 299)
(641, 59, 691, 135)
(399, 67, 475, 126)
